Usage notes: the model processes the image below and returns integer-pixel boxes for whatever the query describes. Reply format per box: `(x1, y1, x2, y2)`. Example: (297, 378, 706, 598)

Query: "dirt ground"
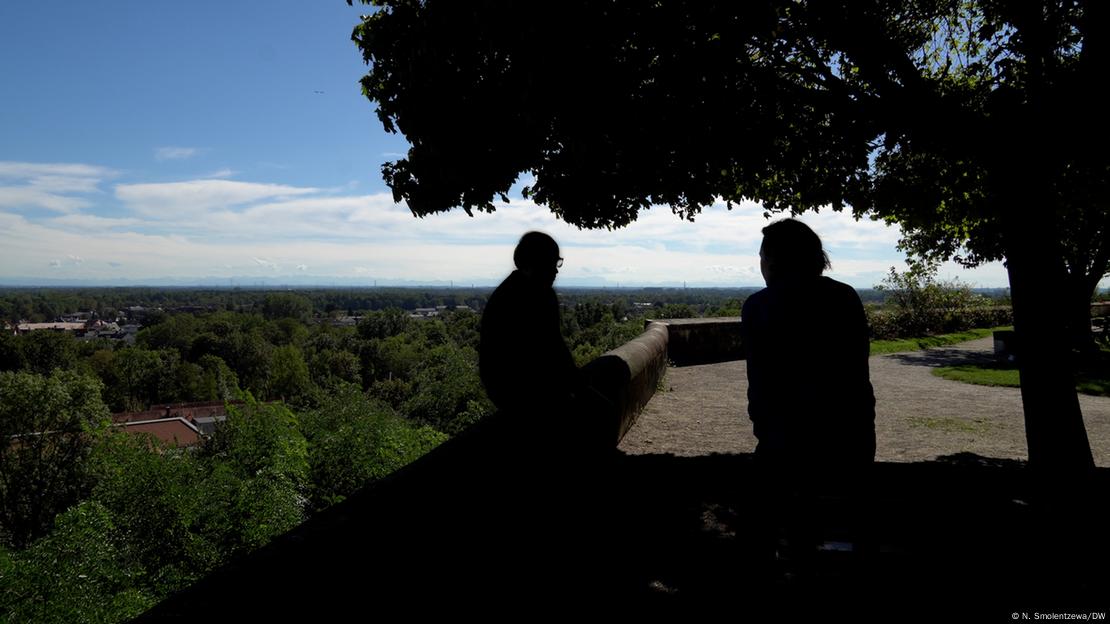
(619, 337, 1110, 467)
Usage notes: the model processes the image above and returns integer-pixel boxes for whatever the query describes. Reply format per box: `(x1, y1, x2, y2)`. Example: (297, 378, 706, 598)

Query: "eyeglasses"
(556, 257, 564, 268)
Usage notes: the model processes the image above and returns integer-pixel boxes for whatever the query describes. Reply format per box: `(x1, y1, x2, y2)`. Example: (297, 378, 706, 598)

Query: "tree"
(266, 344, 313, 405)
(260, 293, 313, 322)
(114, 347, 169, 412)
(17, 330, 77, 376)
(872, 260, 1004, 338)
(0, 501, 153, 624)
(402, 343, 493, 434)
(299, 385, 445, 512)
(199, 398, 309, 555)
(856, 24, 1110, 354)
(351, 0, 1105, 472)
(307, 348, 361, 390)
(0, 370, 110, 548)
(88, 433, 216, 595)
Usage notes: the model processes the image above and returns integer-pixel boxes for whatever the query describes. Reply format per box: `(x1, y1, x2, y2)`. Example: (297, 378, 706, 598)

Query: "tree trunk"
(1004, 210, 1095, 475)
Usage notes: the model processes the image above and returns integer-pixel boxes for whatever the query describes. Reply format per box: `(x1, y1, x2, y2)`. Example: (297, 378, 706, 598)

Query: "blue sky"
(0, 2, 1019, 288)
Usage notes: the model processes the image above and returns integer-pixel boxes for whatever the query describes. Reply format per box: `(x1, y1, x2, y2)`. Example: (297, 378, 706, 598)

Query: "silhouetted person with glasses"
(478, 232, 609, 592)
(742, 218, 876, 579)
(480, 231, 579, 419)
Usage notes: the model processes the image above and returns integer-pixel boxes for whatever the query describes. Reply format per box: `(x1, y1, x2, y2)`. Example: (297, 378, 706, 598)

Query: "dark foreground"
(135, 414, 1109, 620)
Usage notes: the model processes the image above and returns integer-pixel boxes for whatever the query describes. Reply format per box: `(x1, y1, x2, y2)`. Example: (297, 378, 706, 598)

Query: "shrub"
(870, 261, 1008, 339)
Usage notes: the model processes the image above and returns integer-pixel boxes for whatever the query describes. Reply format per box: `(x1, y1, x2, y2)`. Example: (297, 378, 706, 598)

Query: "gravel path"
(618, 337, 1110, 467)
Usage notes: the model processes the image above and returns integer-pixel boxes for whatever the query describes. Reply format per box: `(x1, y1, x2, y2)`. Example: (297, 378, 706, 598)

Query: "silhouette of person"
(742, 219, 876, 579)
(742, 218, 876, 469)
(480, 231, 581, 421)
(478, 232, 605, 580)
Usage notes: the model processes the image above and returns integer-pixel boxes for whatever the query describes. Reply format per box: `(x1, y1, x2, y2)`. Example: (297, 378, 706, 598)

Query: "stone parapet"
(649, 317, 744, 365)
(581, 321, 669, 445)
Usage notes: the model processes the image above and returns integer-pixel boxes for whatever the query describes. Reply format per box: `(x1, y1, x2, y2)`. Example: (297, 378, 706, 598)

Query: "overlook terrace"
(137, 318, 1109, 619)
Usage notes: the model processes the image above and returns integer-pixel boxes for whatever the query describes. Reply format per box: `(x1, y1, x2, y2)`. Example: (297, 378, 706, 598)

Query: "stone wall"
(649, 317, 744, 365)
(581, 321, 669, 445)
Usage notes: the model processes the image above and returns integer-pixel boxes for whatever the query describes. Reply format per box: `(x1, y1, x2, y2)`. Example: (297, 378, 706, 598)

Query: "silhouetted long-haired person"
(742, 219, 877, 578)
(480, 231, 580, 419)
(742, 219, 876, 469)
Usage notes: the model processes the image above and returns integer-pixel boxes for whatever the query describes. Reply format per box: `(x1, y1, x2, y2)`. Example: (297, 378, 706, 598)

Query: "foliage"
(357, 308, 411, 340)
(870, 262, 1007, 339)
(300, 385, 446, 511)
(402, 344, 493, 434)
(0, 501, 154, 624)
(0, 370, 109, 548)
(653, 303, 697, 319)
(88, 434, 218, 594)
(260, 293, 313, 322)
(266, 344, 314, 406)
(203, 398, 309, 494)
(16, 330, 77, 376)
(308, 348, 361, 390)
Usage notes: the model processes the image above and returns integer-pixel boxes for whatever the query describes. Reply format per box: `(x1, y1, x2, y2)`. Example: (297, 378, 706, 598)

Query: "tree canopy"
(351, 0, 1107, 471)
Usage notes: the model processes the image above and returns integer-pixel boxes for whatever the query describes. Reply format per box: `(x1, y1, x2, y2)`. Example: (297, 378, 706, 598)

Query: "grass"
(931, 363, 1020, 388)
(868, 327, 1009, 356)
(931, 348, 1110, 397)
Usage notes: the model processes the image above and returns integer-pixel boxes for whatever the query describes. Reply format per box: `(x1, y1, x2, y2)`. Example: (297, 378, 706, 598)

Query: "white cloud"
(204, 168, 237, 179)
(0, 162, 117, 180)
(49, 214, 142, 229)
(253, 257, 279, 271)
(155, 147, 199, 161)
(0, 166, 1017, 288)
(0, 187, 90, 213)
(0, 161, 117, 213)
(116, 179, 319, 218)
(67, 254, 84, 265)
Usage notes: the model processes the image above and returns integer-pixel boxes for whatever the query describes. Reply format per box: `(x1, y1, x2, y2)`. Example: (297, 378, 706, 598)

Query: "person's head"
(759, 218, 830, 285)
(513, 231, 563, 286)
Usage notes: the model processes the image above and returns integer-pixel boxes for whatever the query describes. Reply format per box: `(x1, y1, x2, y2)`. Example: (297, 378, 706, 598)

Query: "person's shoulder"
(819, 276, 863, 303)
(741, 287, 769, 315)
(490, 271, 524, 294)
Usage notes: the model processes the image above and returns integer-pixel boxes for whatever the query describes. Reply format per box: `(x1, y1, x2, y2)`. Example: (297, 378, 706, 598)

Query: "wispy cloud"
(0, 161, 117, 213)
(155, 146, 200, 161)
(204, 168, 237, 179)
(253, 257, 279, 271)
(116, 179, 319, 218)
(0, 162, 117, 180)
(49, 214, 142, 229)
